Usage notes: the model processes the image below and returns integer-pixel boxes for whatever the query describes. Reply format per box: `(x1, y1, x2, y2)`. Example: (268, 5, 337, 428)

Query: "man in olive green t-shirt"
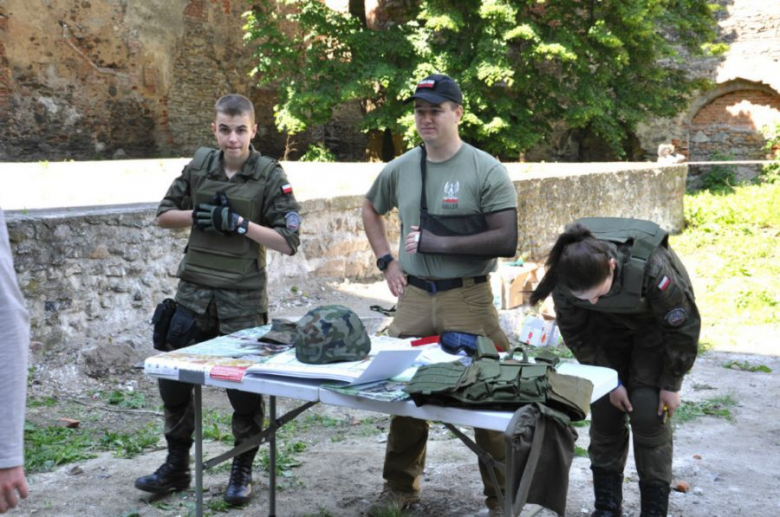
(362, 74, 518, 517)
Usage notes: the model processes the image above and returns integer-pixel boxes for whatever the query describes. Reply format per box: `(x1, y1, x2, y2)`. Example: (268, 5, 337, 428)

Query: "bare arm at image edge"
(362, 198, 407, 297)
(0, 209, 31, 513)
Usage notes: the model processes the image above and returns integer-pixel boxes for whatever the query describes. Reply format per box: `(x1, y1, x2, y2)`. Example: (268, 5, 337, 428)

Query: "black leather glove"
(193, 203, 239, 234)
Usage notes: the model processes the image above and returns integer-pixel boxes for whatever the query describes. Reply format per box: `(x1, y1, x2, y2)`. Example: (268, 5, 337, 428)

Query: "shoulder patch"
(281, 184, 293, 195)
(657, 276, 671, 292)
(285, 212, 301, 232)
(664, 308, 687, 327)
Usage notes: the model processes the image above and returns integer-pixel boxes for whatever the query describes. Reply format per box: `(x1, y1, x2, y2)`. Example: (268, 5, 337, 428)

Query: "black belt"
(407, 274, 488, 294)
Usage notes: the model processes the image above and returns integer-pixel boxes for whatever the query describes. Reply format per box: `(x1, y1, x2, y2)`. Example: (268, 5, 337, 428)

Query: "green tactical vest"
(178, 147, 278, 291)
(569, 217, 673, 314)
(403, 338, 593, 421)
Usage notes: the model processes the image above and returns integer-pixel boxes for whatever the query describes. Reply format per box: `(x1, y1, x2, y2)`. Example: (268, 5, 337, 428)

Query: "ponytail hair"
(530, 222, 613, 305)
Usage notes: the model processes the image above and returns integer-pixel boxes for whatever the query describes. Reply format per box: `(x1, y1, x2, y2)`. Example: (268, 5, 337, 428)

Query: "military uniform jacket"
(552, 228, 700, 392)
(157, 146, 301, 318)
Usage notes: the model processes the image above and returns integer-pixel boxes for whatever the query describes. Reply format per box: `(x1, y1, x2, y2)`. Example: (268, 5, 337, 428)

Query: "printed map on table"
(144, 325, 290, 382)
(144, 329, 419, 384)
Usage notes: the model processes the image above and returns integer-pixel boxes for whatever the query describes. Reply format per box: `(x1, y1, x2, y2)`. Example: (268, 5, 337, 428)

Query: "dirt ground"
(12, 278, 780, 517)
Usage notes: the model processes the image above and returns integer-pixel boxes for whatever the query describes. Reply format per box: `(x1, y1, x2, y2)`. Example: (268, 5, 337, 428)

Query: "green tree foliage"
(245, 0, 722, 160)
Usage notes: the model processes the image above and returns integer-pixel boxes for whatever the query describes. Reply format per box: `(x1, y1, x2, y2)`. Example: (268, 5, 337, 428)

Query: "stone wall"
(5, 162, 686, 366)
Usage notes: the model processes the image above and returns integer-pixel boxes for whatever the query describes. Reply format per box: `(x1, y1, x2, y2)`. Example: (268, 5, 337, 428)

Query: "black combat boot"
(223, 447, 258, 505)
(591, 468, 623, 517)
(639, 481, 670, 517)
(135, 441, 191, 494)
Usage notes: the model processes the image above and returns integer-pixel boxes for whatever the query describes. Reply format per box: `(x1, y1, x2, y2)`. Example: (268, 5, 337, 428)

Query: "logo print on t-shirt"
(442, 181, 459, 209)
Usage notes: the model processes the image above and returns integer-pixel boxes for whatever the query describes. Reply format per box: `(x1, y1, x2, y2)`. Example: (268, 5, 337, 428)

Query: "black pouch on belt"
(151, 298, 178, 351)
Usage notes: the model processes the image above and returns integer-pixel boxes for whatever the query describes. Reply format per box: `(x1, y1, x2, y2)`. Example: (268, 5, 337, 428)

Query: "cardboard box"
(496, 262, 544, 310)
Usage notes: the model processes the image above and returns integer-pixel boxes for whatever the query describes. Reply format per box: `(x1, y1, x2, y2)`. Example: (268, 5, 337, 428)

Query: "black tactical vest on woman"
(566, 217, 690, 315)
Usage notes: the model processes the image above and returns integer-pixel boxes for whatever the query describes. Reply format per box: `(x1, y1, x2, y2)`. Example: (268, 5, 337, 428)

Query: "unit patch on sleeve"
(285, 212, 301, 232)
(281, 184, 293, 195)
(657, 276, 671, 292)
(664, 308, 687, 327)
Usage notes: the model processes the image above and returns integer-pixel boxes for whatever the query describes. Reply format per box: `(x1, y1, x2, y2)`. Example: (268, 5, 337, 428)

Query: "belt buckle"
(425, 280, 437, 294)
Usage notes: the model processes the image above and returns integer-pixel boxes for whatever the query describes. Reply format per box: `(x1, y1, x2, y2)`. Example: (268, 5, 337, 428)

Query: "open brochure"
(245, 336, 421, 385)
(322, 379, 411, 402)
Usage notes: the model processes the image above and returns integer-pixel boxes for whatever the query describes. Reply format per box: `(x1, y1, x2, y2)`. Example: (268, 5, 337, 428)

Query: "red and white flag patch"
(281, 184, 293, 195)
(417, 79, 436, 89)
(657, 276, 671, 291)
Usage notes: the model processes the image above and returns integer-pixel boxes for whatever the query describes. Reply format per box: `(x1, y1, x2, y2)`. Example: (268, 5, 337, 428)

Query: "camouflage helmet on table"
(295, 305, 371, 364)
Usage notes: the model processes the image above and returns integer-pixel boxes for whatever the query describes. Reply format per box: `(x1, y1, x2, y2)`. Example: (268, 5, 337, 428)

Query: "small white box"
(518, 315, 561, 347)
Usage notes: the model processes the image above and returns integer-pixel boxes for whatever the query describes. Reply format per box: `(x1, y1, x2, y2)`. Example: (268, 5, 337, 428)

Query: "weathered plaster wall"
(0, 1, 190, 159)
(5, 162, 686, 367)
(0, 0, 367, 162)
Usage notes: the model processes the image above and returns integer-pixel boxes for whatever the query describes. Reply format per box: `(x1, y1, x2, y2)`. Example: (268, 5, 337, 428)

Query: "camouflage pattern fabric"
(554, 243, 700, 392)
(157, 145, 301, 311)
(295, 305, 371, 364)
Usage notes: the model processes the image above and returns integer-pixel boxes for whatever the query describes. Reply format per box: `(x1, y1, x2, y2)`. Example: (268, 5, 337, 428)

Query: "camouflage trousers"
(384, 280, 507, 509)
(159, 302, 267, 448)
(587, 327, 673, 485)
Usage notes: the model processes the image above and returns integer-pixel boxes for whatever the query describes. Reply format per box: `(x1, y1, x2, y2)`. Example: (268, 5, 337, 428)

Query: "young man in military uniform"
(135, 94, 301, 505)
(362, 74, 518, 516)
(531, 218, 701, 517)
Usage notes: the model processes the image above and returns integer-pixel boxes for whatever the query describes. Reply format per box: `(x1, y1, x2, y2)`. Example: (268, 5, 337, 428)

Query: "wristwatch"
(236, 217, 249, 235)
(376, 254, 394, 272)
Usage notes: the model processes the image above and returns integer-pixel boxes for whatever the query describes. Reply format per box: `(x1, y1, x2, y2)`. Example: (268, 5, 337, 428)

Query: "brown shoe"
(366, 486, 421, 516)
(485, 500, 504, 517)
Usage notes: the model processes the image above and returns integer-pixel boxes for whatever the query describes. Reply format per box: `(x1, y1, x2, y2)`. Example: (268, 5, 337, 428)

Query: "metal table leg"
(195, 384, 203, 517)
(269, 395, 277, 517)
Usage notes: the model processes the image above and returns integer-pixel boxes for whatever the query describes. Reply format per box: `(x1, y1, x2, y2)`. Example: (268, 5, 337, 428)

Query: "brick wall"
(689, 90, 780, 162)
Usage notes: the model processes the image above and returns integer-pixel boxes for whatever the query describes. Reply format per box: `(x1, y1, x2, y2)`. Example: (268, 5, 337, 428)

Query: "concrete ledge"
(5, 161, 686, 354)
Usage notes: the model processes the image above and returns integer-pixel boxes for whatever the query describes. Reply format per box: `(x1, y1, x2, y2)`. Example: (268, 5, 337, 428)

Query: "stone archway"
(686, 80, 780, 182)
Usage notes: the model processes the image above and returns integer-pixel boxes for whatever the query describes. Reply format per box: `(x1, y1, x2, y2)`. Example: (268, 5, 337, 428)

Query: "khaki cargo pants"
(384, 278, 508, 508)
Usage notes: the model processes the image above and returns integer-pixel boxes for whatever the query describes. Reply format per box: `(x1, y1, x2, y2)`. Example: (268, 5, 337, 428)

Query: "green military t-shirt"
(366, 143, 517, 279)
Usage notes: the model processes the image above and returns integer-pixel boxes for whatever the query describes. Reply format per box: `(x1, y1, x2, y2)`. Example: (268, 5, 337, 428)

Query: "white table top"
(144, 342, 617, 432)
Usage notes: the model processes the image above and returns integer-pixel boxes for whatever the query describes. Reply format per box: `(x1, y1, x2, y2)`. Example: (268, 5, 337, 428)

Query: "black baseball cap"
(403, 74, 463, 105)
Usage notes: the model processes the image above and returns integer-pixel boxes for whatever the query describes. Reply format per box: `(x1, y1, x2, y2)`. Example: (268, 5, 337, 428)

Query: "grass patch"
(722, 360, 772, 373)
(202, 409, 234, 445)
(353, 416, 386, 437)
(99, 421, 161, 458)
(105, 390, 147, 409)
(574, 445, 589, 458)
(24, 423, 98, 473)
(674, 394, 737, 425)
(206, 498, 232, 513)
(257, 421, 307, 478)
(27, 396, 58, 408)
(672, 181, 780, 350)
(301, 413, 342, 429)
